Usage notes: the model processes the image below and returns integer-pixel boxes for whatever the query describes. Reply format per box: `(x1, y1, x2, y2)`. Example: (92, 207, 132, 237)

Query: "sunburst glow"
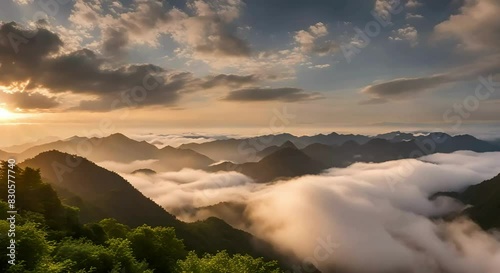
(0, 108, 16, 120)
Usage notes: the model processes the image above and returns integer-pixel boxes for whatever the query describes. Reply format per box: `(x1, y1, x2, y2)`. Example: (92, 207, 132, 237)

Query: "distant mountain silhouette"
(179, 132, 376, 163)
(1, 136, 59, 153)
(0, 149, 13, 161)
(302, 133, 500, 168)
(18, 150, 269, 256)
(256, 140, 298, 159)
(208, 147, 326, 183)
(201, 133, 500, 182)
(16, 133, 214, 171)
(298, 132, 371, 147)
(179, 133, 297, 163)
(179, 131, 498, 163)
(374, 131, 417, 142)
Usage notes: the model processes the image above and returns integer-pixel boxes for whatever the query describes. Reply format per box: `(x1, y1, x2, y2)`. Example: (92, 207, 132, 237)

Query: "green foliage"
(176, 251, 283, 273)
(0, 221, 52, 272)
(98, 218, 130, 239)
(81, 223, 107, 244)
(106, 238, 153, 273)
(0, 163, 81, 238)
(52, 238, 153, 273)
(127, 225, 187, 272)
(53, 238, 115, 272)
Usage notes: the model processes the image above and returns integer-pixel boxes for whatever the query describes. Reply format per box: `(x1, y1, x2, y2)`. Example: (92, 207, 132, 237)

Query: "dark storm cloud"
(224, 87, 322, 102)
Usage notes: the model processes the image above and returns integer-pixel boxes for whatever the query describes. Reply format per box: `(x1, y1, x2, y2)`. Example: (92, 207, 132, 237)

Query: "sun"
(0, 108, 16, 120)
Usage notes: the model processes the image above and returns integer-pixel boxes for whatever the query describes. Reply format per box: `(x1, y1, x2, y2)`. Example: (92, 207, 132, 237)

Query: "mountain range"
(209, 133, 499, 182)
(8, 133, 213, 172)
(2, 132, 499, 183)
(1, 136, 59, 153)
(180, 131, 500, 163)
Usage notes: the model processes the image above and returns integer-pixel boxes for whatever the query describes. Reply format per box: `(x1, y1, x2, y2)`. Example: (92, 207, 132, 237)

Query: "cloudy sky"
(0, 0, 499, 144)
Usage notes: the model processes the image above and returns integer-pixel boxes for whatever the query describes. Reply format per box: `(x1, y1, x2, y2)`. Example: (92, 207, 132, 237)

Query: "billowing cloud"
(112, 151, 500, 273)
(374, 0, 404, 23)
(405, 0, 423, 9)
(101, 27, 129, 59)
(0, 21, 279, 111)
(434, 0, 500, 52)
(294, 22, 338, 56)
(389, 25, 418, 46)
(69, 0, 250, 61)
(223, 87, 322, 102)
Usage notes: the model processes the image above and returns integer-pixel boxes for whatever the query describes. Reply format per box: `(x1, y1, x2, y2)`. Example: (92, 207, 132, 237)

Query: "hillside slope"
(19, 151, 265, 256)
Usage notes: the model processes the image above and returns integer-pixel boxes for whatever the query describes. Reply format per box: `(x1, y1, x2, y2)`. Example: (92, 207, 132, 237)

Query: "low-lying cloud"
(108, 151, 500, 273)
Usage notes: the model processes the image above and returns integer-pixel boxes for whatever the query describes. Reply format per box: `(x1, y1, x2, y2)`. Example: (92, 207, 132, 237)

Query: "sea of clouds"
(98, 151, 500, 273)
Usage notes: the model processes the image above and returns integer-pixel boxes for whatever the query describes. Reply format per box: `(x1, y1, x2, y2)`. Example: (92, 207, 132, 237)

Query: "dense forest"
(0, 162, 284, 273)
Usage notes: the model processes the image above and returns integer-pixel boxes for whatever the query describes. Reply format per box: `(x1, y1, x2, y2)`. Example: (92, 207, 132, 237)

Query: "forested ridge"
(0, 162, 284, 273)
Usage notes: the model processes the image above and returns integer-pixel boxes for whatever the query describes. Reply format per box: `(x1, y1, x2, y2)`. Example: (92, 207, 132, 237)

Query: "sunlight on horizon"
(0, 108, 16, 120)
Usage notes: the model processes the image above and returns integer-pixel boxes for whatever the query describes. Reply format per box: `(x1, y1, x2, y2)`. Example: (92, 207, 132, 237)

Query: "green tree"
(52, 238, 115, 273)
(106, 238, 153, 273)
(127, 225, 187, 272)
(176, 251, 283, 273)
(99, 218, 130, 239)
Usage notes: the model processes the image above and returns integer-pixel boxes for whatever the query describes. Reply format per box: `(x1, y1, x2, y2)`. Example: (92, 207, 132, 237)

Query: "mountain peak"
(280, 140, 297, 149)
(107, 132, 130, 140)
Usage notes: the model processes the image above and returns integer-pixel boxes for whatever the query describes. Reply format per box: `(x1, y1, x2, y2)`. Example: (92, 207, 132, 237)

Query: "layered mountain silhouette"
(6, 132, 500, 185)
(1, 136, 59, 153)
(15, 133, 214, 171)
(18, 150, 269, 256)
(374, 131, 418, 142)
(179, 133, 296, 163)
(302, 133, 500, 168)
(179, 132, 372, 162)
(256, 140, 298, 158)
(208, 147, 326, 183)
(0, 149, 12, 161)
(205, 133, 498, 182)
(180, 131, 498, 164)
